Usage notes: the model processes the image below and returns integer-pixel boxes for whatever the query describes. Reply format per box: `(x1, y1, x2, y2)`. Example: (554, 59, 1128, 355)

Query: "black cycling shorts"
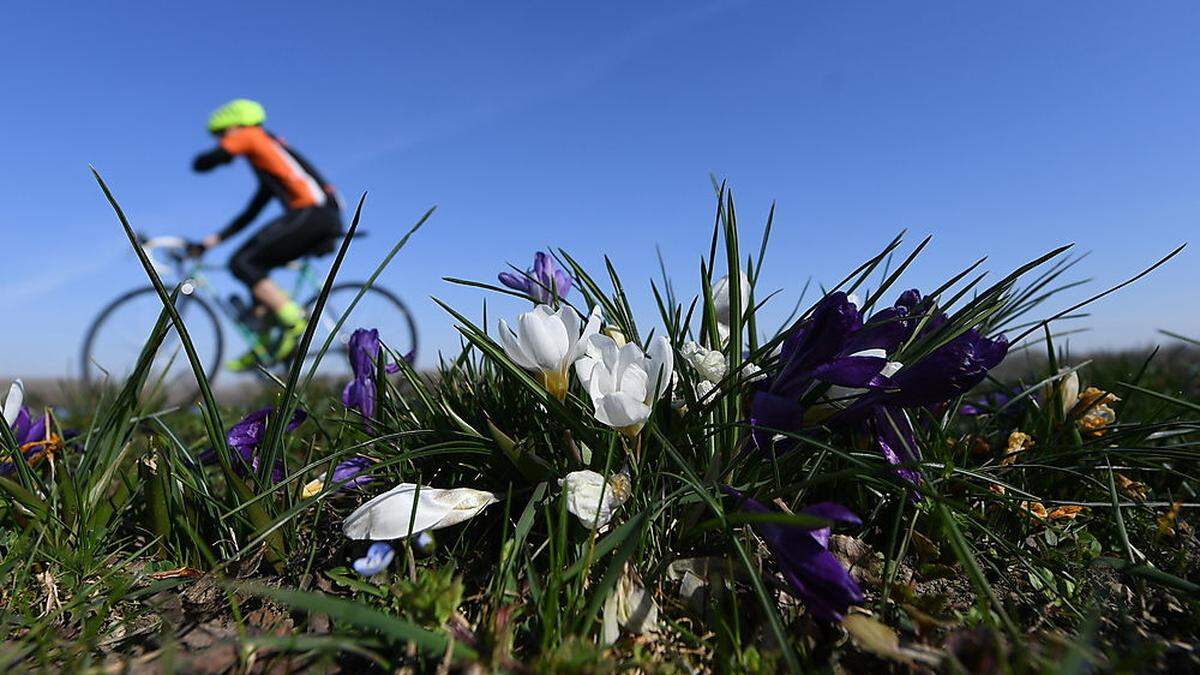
(229, 206, 342, 288)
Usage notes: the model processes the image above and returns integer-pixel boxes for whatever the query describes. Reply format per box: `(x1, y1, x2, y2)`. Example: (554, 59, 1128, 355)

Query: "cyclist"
(192, 99, 343, 371)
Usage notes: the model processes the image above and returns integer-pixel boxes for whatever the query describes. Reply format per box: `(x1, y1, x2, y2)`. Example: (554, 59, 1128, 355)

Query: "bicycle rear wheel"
(80, 287, 224, 407)
(302, 283, 418, 377)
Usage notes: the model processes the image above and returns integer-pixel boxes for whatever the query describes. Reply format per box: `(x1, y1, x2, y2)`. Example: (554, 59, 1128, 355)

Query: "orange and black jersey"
(193, 126, 339, 241)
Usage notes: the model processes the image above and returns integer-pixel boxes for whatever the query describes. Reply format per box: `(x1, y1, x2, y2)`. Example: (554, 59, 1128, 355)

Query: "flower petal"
(645, 336, 675, 403)
(518, 306, 570, 370)
(749, 391, 805, 451)
(342, 483, 498, 540)
(3, 380, 24, 427)
(498, 271, 531, 294)
(556, 305, 581, 368)
(560, 470, 631, 529)
(352, 542, 396, 577)
(873, 406, 922, 488)
(574, 306, 604, 359)
(498, 319, 540, 370)
(593, 392, 652, 428)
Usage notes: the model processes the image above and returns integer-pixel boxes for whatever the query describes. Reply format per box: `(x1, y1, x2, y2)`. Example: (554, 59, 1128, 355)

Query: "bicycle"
(80, 233, 418, 404)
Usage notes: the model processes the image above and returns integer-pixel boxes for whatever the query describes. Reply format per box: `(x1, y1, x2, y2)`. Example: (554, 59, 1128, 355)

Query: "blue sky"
(3, 1, 1198, 377)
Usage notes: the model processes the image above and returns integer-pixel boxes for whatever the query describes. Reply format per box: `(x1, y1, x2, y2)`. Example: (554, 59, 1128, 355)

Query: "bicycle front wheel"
(302, 283, 418, 377)
(80, 287, 224, 407)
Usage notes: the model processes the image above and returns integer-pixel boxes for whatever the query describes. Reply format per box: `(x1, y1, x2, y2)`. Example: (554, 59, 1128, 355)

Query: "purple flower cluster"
(199, 406, 307, 482)
(342, 328, 400, 422)
(723, 487, 864, 622)
(751, 289, 1008, 484)
(498, 251, 573, 303)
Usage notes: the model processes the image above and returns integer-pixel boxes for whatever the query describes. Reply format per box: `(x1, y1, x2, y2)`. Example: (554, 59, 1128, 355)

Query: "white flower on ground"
(602, 566, 660, 644)
(560, 470, 632, 529)
(498, 305, 602, 400)
(4, 380, 24, 427)
(680, 341, 727, 384)
(712, 272, 751, 343)
(342, 483, 498, 540)
(575, 334, 674, 435)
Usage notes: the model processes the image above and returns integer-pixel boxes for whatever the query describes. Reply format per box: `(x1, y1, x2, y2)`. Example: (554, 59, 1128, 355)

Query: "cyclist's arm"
(192, 146, 234, 172)
(215, 182, 272, 242)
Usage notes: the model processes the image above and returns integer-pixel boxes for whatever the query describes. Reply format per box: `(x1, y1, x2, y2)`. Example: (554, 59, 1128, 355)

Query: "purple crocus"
(199, 406, 307, 482)
(749, 291, 903, 448)
(301, 456, 375, 499)
(2, 407, 51, 476)
(10, 408, 48, 448)
(959, 389, 1022, 417)
(870, 406, 921, 488)
(498, 251, 573, 303)
(851, 289, 1008, 408)
(723, 487, 864, 622)
(331, 456, 374, 488)
(749, 289, 1009, 490)
(881, 332, 1008, 408)
(342, 328, 400, 422)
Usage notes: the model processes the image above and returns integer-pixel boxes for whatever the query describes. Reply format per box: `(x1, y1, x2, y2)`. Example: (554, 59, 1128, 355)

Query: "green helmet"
(207, 99, 266, 133)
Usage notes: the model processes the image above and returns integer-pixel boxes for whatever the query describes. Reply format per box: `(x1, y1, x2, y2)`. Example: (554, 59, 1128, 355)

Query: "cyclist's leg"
(226, 231, 278, 370)
(231, 208, 340, 365)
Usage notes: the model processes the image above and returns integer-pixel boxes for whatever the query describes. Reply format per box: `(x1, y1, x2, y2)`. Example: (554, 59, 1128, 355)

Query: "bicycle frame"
(169, 254, 327, 357)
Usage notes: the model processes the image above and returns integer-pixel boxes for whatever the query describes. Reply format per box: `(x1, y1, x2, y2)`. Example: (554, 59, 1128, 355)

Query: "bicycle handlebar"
(139, 235, 195, 276)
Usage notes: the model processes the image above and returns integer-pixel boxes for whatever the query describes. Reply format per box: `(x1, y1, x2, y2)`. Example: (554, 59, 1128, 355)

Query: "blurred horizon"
(3, 1, 1199, 378)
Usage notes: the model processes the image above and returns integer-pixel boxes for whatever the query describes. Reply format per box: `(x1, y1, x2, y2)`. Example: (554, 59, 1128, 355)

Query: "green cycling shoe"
(273, 319, 309, 362)
(225, 320, 309, 372)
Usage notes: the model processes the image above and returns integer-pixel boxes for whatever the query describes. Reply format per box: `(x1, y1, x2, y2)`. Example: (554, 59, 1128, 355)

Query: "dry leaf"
(842, 613, 942, 666)
(1001, 431, 1033, 466)
(1046, 505, 1087, 520)
(1020, 501, 1048, 520)
(1115, 473, 1148, 501)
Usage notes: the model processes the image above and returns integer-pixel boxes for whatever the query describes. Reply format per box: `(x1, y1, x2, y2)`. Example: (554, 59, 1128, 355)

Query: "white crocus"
(4, 380, 24, 427)
(342, 483, 498, 540)
(712, 272, 751, 344)
(499, 304, 602, 400)
(1043, 369, 1080, 417)
(575, 334, 675, 435)
(602, 325, 628, 347)
(680, 341, 727, 384)
(560, 470, 631, 529)
(742, 361, 765, 382)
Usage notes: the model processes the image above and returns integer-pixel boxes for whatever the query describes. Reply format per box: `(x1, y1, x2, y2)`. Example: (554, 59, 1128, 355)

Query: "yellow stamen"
(541, 370, 569, 401)
(301, 479, 324, 499)
(603, 327, 627, 347)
